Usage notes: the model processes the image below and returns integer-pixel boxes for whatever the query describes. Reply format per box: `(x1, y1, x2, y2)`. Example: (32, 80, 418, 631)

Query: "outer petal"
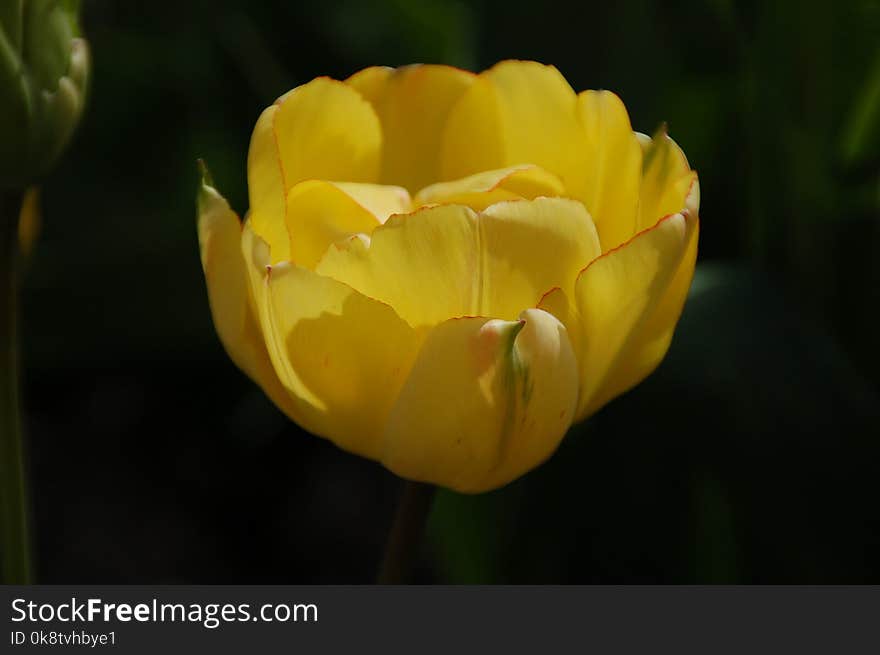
(541, 211, 699, 421)
(196, 170, 301, 421)
(637, 127, 699, 231)
(316, 197, 601, 327)
(413, 165, 565, 211)
(247, 77, 383, 261)
(247, 104, 289, 259)
(440, 61, 585, 186)
(573, 90, 643, 250)
(382, 309, 578, 493)
(264, 263, 422, 459)
(285, 180, 410, 269)
(347, 64, 475, 193)
(239, 219, 421, 457)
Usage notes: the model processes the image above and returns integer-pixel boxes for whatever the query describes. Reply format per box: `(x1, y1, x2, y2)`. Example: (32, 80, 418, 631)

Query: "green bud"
(0, 0, 90, 189)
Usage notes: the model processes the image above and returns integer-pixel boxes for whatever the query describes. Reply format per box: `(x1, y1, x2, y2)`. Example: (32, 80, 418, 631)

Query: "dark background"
(20, 0, 880, 582)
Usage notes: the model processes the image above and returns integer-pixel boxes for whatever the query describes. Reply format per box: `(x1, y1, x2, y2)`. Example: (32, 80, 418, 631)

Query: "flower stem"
(0, 189, 32, 584)
(377, 480, 435, 584)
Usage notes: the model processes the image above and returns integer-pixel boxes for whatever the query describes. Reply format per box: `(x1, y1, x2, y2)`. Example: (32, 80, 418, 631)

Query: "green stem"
(0, 189, 32, 584)
(377, 481, 435, 584)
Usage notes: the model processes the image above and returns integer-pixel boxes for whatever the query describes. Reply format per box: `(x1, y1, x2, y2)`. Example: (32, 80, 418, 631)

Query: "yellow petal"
(240, 215, 291, 400)
(285, 180, 410, 269)
(573, 90, 643, 250)
(247, 78, 383, 260)
(331, 182, 412, 223)
(344, 66, 393, 104)
(347, 64, 475, 193)
(317, 204, 479, 327)
(382, 309, 578, 493)
(542, 212, 698, 421)
(591, 214, 697, 417)
(635, 131, 653, 151)
(196, 170, 300, 421)
(263, 262, 421, 458)
(438, 75, 504, 181)
(316, 197, 601, 327)
(272, 77, 383, 186)
(478, 198, 601, 319)
(413, 165, 565, 211)
(247, 105, 288, 258)
(441, 61, 585, 186)
(637, 127, 699, 230)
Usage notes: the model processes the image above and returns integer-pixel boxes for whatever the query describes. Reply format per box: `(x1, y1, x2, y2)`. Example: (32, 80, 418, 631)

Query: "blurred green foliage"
(20, 0, 880, 582)
(431, 264, 880, 582)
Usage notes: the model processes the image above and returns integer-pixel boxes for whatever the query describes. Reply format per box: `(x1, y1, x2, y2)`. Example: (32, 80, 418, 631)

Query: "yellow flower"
(197, 61, 699, 493)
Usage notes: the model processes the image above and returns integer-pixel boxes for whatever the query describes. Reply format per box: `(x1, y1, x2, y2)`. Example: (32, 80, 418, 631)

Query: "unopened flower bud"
(0, 0, 90, 189)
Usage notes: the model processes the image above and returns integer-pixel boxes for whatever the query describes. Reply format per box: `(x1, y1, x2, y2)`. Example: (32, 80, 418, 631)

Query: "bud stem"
(0, 190, 32, 584)
(377, 480, 435, 584)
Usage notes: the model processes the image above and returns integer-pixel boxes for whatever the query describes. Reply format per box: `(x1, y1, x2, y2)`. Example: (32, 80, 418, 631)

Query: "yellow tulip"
(197, 61, 699, 493)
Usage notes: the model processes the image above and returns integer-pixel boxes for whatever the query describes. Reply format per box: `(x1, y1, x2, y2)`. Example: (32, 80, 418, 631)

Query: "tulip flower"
(198, 61, 699, 494)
